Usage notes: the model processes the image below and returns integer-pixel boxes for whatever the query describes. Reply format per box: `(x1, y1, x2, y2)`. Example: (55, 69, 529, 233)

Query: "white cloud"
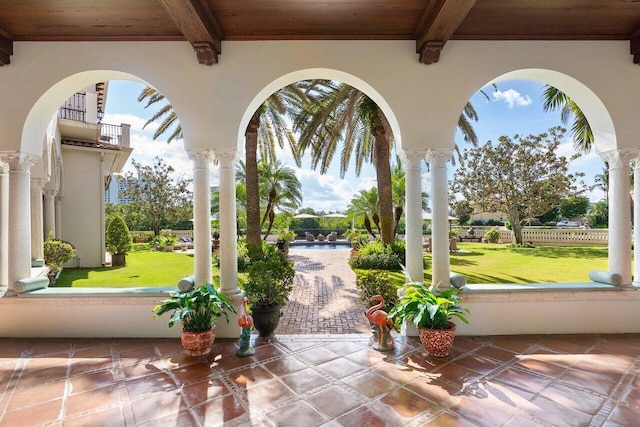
(492, 89, 532, 109)
(296, 168, 358, 211)
(102, 112, 159, 133)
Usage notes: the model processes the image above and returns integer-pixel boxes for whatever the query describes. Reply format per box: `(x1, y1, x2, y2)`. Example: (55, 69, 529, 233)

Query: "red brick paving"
(275, 247, 371, 335)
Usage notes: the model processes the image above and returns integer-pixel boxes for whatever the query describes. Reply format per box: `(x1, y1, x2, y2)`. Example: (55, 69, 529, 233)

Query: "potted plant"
(243, 247, 295, 336)
(276, 229, 296, 256)
(344, 229, 367, 249)
(156, 235, 178, 252)
(212, 229, 220, 250)
(389, 281, 469, 357)
(43, 231, 76, 285)
(484, 227, 501, 243)
(153, 283, 235, 356)
(106, 213, 133, 266)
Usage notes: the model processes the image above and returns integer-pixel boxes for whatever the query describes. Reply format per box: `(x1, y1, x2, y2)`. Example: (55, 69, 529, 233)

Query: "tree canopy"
(120, 157, 193, 236)
(451, 127, 585, 244)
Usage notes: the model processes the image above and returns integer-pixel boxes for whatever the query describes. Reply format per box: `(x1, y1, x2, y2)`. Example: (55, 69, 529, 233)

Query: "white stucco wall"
(0, 40, 637, 159)
(60, 146, 105, 267)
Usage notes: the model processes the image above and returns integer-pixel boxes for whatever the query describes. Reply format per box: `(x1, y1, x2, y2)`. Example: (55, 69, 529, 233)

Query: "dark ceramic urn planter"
(251, 304, 282, 336)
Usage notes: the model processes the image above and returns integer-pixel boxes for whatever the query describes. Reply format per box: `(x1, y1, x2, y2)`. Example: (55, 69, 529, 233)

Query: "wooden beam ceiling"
(0, 29, 12, 66)
(414, 0, 477, 64)
(157, 0, 223, 65)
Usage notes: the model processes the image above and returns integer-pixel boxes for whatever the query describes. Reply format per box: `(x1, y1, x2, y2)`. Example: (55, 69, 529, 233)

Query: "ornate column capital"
(188, 150, 213, 169)
(213, 149, 238, 169)
(0, 151, 38, 172)
(400, 150, 427, 168)
(600, 149, 635, 169)
(43, 189, 56, 199)
(425, 149, 453, 168)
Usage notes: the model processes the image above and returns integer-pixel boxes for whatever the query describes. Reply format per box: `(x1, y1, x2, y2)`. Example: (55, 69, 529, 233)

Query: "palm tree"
(592, 167, 609, 202)
(346, 187, 380, 238)
(244, 85, 307, 253)
(541, 85, 593, 154)
(257, 161, 302, 238)
(294, 80, 483, 245)
(138, 87, 182, 144)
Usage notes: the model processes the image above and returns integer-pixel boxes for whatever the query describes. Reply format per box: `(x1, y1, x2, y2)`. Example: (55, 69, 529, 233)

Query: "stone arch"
(20, 70, 184, 156)
(235, 68, 403, 156)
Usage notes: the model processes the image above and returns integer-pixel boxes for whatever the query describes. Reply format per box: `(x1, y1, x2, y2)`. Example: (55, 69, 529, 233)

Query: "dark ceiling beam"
(631, 28, 640, 65)
(415, 0, 477, 64)
(157, 0, 223, 65)
(0, 28, 13, 66)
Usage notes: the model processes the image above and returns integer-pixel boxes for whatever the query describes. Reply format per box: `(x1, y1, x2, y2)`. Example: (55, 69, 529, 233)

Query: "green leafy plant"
(483, 228, 501, 243)
(106, 213, 133, 255)
(389, 281, 469, 330)
(355, 269, 398, 312)
(349, 253, 400, 270)
(43, 231, 76, 276)
(154, 235, 178, 248)
(152, 283, 234, 332)
(244, 250, 295, 308)
(277, 229, 297, 242)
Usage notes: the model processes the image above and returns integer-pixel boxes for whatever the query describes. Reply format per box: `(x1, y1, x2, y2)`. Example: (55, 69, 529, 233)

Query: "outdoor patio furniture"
(305, 232, 315, 241)
(327, 231, 337, 241)
(317, 233, 326, 241)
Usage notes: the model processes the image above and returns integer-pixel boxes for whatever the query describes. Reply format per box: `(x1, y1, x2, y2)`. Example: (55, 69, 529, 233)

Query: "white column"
(401, 150, 427, 283)
(43, 190, 56, 238)
(213, 149, 242, 338)
(635, 155, 640, 286)
(0, 160, 8, 291)
(189, 150, 213, 286)
(30, 178, 45, 260)
(54, 196, 63, 239)
(602, 150, 633, 286)
(427, 149, 453, 288)
(2, 152, 37, 294)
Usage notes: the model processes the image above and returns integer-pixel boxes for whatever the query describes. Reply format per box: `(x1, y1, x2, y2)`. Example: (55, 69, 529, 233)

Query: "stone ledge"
(15, 286, 176, 298)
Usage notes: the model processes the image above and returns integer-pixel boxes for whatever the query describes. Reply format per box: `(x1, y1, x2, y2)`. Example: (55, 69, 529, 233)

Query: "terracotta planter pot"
(418, 322, 456, 357)
(181, 328, 216, 356)
(251, 304, 282, 337)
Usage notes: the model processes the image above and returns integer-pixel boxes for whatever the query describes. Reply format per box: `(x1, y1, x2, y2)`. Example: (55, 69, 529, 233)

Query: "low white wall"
(455, 289, 640, 335)
(1, 289, 639, 338)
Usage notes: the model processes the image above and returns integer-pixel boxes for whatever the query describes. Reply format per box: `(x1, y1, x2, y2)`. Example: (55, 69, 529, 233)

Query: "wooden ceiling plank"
(415, 0, 477, 64)
(0, 28, 13, 66)
(157, 0, 223, 65)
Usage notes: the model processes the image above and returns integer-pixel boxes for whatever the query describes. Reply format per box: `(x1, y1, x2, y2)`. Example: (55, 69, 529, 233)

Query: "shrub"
(355, 269, 398, 313)
(214, 237, 250, 271)
(131, 231, 154, 243)
(106, 214, 133, 255)
(350, 253, 400, 270)
(244, 251, 295, 308)
(483, 228, 501, 243)
(44, 232, 76, 284)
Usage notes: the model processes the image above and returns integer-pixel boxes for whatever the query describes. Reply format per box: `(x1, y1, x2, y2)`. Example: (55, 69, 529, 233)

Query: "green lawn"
(424, 242, 610, 284)
(56, 244, 221, 288)
(57, 242, 611, 288)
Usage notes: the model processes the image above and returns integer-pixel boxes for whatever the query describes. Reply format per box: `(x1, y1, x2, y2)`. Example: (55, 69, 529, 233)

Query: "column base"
(215, 291, 245, 338)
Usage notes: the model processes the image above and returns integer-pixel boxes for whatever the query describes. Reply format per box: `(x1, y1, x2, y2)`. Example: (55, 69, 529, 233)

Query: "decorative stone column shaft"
(43, 190, 56, 238)
(2, 152, 37, 293)
(633, 155, 640, 286)
(30, 178, 45, 260)
(0, 160, 8, 291)
(189, 151, 213, 286)
(401, 150, 427, 283)
(602, 150, 633, 286)
(213, 149, 242, 338)
(54, 196, 63, 239)
(426, 149, 453, 288)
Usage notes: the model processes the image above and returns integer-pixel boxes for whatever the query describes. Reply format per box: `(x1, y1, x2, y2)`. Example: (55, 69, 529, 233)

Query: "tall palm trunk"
(394, 206, 403, 235)
(245, 114, 262, 251)
(373, 126, 394, 244)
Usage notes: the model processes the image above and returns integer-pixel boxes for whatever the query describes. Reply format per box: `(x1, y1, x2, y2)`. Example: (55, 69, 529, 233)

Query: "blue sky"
(103, 79, 604, 212)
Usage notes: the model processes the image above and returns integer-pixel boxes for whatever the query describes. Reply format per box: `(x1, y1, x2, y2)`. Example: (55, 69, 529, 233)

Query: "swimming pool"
(289, 241, 351, 249)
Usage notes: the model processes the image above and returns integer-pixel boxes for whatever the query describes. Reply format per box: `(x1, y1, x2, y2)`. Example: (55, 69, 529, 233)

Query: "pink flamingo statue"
(237, 297, 254, 356)
(366, 295, 395, 351)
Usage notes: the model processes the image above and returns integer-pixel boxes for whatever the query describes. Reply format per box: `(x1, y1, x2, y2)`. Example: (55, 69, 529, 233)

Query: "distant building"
(105, 175, 134, 205)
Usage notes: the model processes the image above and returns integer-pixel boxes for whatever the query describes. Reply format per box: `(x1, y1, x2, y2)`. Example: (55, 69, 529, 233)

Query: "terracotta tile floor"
(1, 333, 640, 426)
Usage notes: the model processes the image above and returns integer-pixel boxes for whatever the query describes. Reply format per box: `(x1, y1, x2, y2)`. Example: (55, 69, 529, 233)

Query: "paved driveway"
(275, 247, 371, 334)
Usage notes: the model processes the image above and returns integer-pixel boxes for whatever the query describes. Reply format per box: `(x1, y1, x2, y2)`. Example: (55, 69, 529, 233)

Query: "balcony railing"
(99, 123, 123, 146)
(58, 92, 86, 122)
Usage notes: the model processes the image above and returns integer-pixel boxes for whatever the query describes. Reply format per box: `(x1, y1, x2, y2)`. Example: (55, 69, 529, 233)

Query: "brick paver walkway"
(275, 247, 371, 334)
